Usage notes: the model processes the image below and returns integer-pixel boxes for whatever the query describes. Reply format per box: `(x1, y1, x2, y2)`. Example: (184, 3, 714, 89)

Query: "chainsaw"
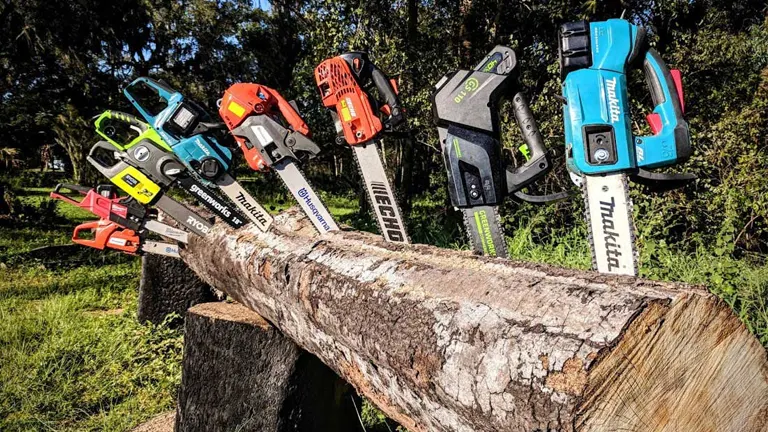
(432, 46, 568, 257)
(72, 219, 180, 258)
(218, 83, 339, 233)
(559, 18, 693, 276)
(50, 183, 188, 243)
(93, 110, 247, 229)
(87, 141, 214, 237)
(314, 52, 409, 243)
(123, 77, 272, 231)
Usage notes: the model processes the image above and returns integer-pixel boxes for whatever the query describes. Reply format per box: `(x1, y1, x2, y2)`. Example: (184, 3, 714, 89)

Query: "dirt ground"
(130, 411, 174, 432)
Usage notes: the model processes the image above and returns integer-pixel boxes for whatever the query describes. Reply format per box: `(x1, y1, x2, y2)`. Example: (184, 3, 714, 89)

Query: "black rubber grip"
(55, 183, 90, 194)
(512, 92, 546, 164)
(371, 67, 399, 111)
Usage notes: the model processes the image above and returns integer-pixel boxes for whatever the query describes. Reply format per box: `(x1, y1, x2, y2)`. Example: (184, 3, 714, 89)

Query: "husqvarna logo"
(606, 77, 621, 123)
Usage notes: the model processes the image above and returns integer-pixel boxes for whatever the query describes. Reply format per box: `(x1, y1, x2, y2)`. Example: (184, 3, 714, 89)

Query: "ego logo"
(454, 77, 480, 104)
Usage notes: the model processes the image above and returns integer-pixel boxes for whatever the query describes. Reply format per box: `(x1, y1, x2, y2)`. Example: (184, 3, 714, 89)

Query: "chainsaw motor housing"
(560, 19, 691, 177)
(314, 52, 404, 145)
(219, 83, 319, 172)
(123, 77, 233, 181)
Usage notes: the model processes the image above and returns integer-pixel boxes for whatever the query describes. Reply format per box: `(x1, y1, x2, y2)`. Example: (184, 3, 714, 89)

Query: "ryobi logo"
(454, 77, 480, 104)
(606, 77, 621, 123)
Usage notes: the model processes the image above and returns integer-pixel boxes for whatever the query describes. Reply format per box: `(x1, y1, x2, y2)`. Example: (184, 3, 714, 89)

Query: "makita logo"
(297, 188, 332, 232)
(189, 184, 232, 218)
(235, 192, 269, 225)
(370, 181, 406, 242)
(606, 77, 621, 123)
(195, 138, 211, 156)
(186, 215, 211, 234)
(599, 197, 622, 271)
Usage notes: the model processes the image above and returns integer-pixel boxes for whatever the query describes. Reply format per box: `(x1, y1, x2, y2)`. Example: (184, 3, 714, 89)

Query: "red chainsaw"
(50, 183, 188, 244)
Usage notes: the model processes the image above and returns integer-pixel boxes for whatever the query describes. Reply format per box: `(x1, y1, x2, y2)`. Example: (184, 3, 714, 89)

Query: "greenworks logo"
(454, 77, 480, 104)
(474, 210, 496, 256)
(482, 59, 498, 72)
(519, 144, 531, 161)
(452, 137, 462, 158)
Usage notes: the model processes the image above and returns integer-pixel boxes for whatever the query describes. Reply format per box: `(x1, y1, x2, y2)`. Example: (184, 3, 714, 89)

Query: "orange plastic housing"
(219, 83, 310, 172)
(314, 57, 383, 145)
(72, 219, 140, 254)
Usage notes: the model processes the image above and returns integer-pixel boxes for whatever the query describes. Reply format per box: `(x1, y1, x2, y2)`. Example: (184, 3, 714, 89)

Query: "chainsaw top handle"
(53, 183, 90, 195)
(123, 77, 177, 126)
(93, 110, 172, 152)
(505, 92, 552, 194)
(339, 52, 405, 130)
(638, 48, 691, 165)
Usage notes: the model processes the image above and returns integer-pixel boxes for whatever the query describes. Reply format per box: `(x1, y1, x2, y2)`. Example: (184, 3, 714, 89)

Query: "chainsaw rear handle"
(268, 86, 311, 136)
(370, 66, 404, 129)
(87, 141, 163, 205)
(94, 110, 149, 151)
(640, 48, 691, 163)
(506, 92, 552, 193)
(53, 183, 90, 195)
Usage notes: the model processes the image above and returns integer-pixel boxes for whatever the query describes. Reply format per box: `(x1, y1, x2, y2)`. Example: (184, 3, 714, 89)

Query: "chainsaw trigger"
(646, 113, 662, 135)
(286, 131, 321, 159)
(670, 69, 685, 113)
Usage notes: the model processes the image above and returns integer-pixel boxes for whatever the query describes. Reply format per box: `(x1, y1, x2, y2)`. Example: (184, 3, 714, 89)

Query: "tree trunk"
(179, 208, 768, 432)
(176, 302, 361, 432)
(138, 254, 219, 326)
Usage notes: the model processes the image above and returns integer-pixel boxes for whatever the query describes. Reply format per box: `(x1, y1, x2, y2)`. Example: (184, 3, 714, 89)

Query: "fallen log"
(180, 208, 768, 432)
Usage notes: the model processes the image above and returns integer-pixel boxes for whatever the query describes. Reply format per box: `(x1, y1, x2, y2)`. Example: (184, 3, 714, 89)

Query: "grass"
(2, 182, 768, 431)
(0, 188, 183, 431)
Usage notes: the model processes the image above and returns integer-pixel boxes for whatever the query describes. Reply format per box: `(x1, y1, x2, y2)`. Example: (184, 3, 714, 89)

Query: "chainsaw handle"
(506, 92, 552, 194)
(371, 67, 404, 128)
(267, 86, 311, 137)
(511, 93, 547, 164)
(636, 48, 692, 165)
(54, 183, 90, 195)
(123, 77, 176, 125)
(50, 183, 90, 207)
(94, 110, 150, 151)
(72, 220, 105, 249)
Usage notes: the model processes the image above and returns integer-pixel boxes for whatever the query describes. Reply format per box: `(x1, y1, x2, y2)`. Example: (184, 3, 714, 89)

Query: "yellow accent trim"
(110, 166, 161, 204)
(227, 101, 246, 118)
(340, 99, 352, 122)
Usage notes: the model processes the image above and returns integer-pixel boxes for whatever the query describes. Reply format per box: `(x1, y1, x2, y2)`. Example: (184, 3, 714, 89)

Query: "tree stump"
(137, 254, 218, 325)
(175, 302, 361, 432)
(178, 208, 768, 432)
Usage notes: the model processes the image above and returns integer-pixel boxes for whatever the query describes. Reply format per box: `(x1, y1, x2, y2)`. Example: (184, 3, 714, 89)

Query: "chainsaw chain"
(351, 137, 412, 243)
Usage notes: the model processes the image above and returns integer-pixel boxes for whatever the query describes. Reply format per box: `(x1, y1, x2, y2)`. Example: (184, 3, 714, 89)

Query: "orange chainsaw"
(218, 83, 339, 233)
(315, 52, 408, 243)
(72, 219, 181, 257)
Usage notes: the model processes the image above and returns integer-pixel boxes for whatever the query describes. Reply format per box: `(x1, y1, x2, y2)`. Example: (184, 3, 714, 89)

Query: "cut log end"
(578, 294, 768, 432)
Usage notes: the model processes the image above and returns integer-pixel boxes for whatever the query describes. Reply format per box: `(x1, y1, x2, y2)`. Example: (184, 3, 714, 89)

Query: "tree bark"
(137, 254, 218, 326)
(179, 208, 768, 432)
(176, 302, 361, 432)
